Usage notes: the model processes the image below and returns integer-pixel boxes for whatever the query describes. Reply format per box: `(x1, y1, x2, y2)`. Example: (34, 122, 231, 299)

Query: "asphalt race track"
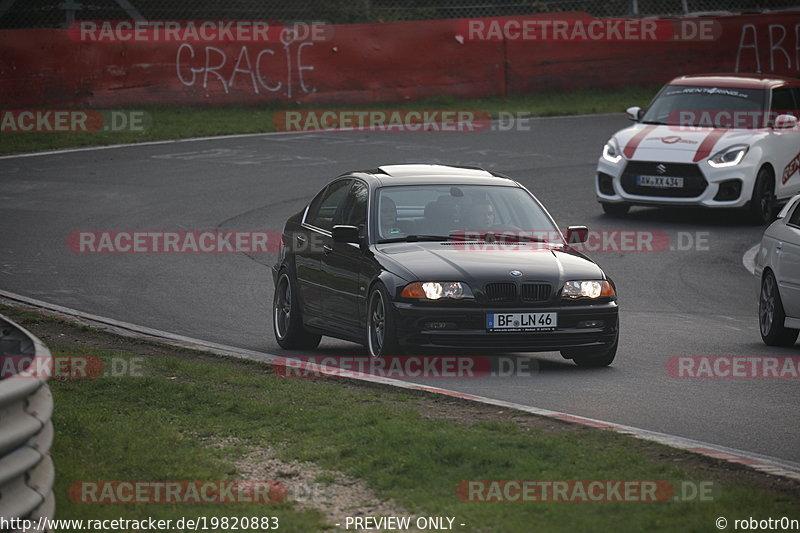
(2, 113, 798, 465)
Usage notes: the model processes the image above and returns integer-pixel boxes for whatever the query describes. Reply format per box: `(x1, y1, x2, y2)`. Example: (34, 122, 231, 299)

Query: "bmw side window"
(304, 189, 327, 225)
(305, 179, 352, 232)
(339, 181, 368, 229)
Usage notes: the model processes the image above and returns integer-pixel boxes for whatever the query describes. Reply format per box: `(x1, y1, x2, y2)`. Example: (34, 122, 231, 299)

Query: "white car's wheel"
(601, 203, 630, 217)
(749, 168, 777, 225)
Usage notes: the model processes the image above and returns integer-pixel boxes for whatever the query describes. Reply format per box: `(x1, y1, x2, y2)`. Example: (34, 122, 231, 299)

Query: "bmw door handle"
(323, 245, 333, 255)
(296, 235, 306, 246)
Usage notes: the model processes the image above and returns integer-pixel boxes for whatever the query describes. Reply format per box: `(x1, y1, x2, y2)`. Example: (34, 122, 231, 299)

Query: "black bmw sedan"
(272, 164, 619, 367)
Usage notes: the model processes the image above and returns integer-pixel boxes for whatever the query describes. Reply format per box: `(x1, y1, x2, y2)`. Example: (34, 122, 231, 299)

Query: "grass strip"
(2, 304, 796, 533)
(0, 87, 655, 155)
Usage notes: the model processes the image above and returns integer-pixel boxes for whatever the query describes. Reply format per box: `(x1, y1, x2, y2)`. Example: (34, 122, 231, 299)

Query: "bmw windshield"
(375, 184, 560, 243)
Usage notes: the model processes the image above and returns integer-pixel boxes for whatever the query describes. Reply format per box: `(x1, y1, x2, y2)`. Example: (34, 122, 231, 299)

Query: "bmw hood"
(610, 124, 762, 163)
(375, 242, 605, 288)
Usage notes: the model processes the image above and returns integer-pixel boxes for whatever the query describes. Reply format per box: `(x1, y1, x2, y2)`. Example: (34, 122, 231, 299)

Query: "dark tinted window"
(305, 179, 352, 231)
(771, 88, 797, 115)
(339, 181, 368, 228)
(305, 189, 327, 225)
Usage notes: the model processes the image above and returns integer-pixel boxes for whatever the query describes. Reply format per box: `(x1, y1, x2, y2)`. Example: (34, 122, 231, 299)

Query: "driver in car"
(467, 201, 496, 230)
(379, 197, 404, 238)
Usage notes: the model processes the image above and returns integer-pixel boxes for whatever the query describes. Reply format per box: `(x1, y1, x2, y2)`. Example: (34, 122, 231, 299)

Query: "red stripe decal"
(692, 129, 727, 162)
(622, 125, 657, 159)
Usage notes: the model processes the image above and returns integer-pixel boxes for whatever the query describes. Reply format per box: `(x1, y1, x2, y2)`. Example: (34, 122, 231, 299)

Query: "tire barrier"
(0, 314, 55, 533)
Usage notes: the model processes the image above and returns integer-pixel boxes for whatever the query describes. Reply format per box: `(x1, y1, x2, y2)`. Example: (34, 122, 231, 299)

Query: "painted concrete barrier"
(0, 11, 798, 108)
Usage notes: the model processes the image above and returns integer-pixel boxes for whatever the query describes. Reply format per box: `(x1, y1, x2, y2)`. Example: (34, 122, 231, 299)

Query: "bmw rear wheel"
(273, 270, 321, 350)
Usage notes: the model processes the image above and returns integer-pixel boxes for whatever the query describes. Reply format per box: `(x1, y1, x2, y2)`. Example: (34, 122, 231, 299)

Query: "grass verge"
(2, 303, 797, 533)
(0, 87, 656, 155)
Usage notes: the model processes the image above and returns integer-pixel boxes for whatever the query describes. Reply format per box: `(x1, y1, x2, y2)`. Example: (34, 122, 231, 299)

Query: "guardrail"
(0, 314, 55, 532)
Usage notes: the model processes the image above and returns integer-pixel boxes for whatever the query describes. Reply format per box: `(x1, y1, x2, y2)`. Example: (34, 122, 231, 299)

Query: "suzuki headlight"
(602, 139, 623, 163)
(562, 280, 615, 299)
(401, 282, 475, 300)
(708, 144, 748, 168)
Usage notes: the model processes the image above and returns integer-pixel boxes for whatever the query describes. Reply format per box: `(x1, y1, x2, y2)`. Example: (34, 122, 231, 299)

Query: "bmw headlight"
(401, 281, 474, 300)
(707, 144, 748, 168)
(602, 139, 623, 163)
(562, 280, 615, 299)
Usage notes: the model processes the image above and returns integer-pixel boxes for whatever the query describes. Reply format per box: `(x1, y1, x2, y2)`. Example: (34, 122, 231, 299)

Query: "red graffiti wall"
(0, 12, 797, 107)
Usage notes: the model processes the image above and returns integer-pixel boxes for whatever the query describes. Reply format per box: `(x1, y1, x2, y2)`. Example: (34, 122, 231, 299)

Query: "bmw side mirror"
(332, 225, 361, 244)
(773, 114, 798, 130)
(626, 106, 642, 122)
(566, 225, 589, 244)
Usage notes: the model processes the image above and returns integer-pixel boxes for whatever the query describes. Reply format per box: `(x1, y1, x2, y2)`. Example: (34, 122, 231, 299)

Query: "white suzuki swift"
(596, 74, 800, 223)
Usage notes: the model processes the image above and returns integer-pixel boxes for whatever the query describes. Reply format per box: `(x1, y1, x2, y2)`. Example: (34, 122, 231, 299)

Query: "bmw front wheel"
(561, 329, 618, 368)
(366, 283, 401, 357)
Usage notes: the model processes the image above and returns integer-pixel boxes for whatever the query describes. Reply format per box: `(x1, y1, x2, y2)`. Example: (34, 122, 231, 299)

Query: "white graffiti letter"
(735, 24, 760, 73)
(229, 45, 259, 93)
(176, 43, 196, 86)
(297, 41, 316, 94)
(255, 48, 281, 92)
(769, 24, 790, 72)
(203, 46, 229, 93)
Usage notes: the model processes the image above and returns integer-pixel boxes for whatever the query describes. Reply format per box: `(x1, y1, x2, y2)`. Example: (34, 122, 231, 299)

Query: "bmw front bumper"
(391, 301, 618, 351)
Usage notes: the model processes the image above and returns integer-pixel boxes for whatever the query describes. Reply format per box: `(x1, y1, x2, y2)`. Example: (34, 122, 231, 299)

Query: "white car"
(597, 74, 800, 223)
(754, 194, 800, 346)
